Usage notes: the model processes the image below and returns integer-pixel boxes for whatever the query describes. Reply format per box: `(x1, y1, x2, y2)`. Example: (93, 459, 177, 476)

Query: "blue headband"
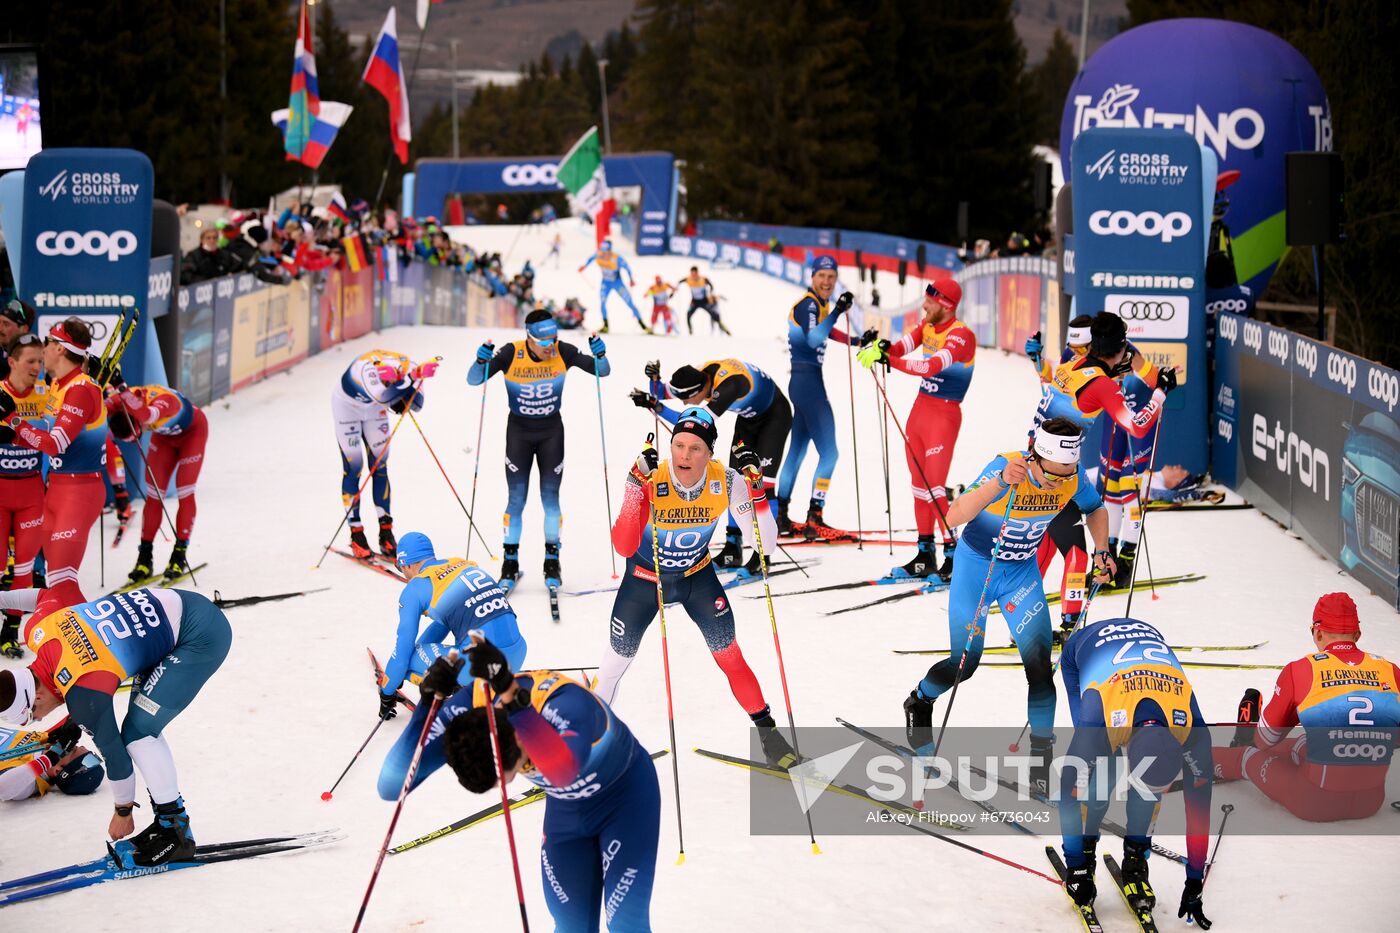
(527, 318, 559, 343)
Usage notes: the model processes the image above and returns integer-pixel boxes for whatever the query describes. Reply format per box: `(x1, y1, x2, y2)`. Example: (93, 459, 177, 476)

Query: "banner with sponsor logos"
(340, 267, 374, 340)
(230, 274, 311, 392)
(1072, 127, 1209, 474)
(1214, 311, 1400, 609)
(20, 148, 155, 383)
(176, 280, 216, 407)
(697, 219, 962, 276)
(669, 235, 807, 286)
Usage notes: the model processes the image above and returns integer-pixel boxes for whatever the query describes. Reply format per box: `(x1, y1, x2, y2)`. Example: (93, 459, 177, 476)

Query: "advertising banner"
(1214, 311, 1400, 608)
(319, 268, 343, 349)
(230, 275, 311, 392)
(176, 281, 215, 406)
(997, 274, 1041, 354)
(340, 266, 374, 340)
(211, 274, 234, 401)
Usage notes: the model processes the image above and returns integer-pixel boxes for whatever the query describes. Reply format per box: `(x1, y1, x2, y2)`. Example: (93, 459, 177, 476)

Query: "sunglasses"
(12, 333, 42, 349)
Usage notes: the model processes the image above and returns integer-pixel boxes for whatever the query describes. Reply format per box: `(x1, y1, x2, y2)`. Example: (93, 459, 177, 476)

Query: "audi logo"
(1117, 300, 1176, 321)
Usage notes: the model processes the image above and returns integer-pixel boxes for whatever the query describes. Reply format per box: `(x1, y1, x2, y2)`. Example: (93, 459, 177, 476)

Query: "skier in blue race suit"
(579, 240, 649, 333)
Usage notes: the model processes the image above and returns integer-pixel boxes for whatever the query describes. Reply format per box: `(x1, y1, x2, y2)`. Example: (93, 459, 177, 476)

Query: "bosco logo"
(1267, 329, 1289, 364)
(1293, 337, 1318, 377)
(36, 229, 138, 262)
(1242, 320, 1263, 353)
(1367, 367, 1400, 412)
(1088, 209, 1192, 243)
(1217, 313, 1239, 346)
(1326, 351, 1357, 393)
(501, 163, 557, 186)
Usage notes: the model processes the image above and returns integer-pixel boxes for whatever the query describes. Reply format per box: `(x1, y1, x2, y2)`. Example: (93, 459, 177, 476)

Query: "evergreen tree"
(1029, 28, 1078, 147)
(621, 0, 707, 155)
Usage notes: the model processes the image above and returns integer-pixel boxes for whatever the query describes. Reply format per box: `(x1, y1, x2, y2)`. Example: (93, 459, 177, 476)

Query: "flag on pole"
(363, 9, 412, 165)
(416, 0, 444, 31)
(557, 126, 614, 246)
(342, 234, 370, 273)
(326, 192, 352, 225)
(285, 0, 321, 162)
(271, 102, 353, 170)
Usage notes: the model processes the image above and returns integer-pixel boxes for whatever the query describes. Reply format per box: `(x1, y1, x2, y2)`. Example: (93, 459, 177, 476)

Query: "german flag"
(342, 234, 369, 272)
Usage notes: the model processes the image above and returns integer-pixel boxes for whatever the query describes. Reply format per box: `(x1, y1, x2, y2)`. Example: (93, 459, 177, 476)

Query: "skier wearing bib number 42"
(468, 310, 610, 591)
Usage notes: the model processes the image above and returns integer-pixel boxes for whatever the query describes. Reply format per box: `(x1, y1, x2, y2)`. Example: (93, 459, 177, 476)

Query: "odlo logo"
(1251, 414, 1330, 501)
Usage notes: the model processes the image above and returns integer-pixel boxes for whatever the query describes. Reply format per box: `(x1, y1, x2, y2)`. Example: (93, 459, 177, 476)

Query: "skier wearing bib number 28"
(468, 310, 609, 591)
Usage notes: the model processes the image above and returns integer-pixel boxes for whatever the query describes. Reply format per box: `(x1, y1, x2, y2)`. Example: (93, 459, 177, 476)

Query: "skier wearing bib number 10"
(902, 417, 1116, 796)
(468, 310, 610, 591)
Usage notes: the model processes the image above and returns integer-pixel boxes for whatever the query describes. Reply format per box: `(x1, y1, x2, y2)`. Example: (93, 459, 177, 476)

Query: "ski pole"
(1204, 803, 1235, 878)
(483, 681, 531, 932)
(1007, 579, 1104, 753)
(870, 369, 958, 548)
(407, 411, 495, 559)
(876, 364, 893, 555)
(647, 451, 686, 864)
(594, 336, 618, 578)
(1125, 405, 1168, 617)
(352, 679, 450, 931)
(465, 368, 490, 562)
(929, 487, 1018, 756)
(315, 393, 416, 569)
(321, 717, 390, 802)
(776, 543, 810, 578)
(99, 509, 105, 587)
(843, 327, 864, 548)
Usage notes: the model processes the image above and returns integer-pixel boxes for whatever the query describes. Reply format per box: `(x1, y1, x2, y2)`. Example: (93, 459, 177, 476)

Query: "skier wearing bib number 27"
(594, 408, 798, 769)
(903, 417, 1116, 796)
(468, 310, 609, 591)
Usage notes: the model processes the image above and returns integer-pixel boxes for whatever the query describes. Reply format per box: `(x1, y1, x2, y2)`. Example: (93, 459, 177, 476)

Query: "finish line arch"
(413, 152, 677, 256)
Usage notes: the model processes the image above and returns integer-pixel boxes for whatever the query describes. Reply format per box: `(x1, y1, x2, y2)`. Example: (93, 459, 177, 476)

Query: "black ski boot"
(1053, 612, 1080, 647)
(129, 541, 155, 584)
(349, 526, 373, 559)
(132, 797, 196, 866)
(776, 499, 795, 536)
(1231, 688, 1262, 748)
(1119, 839, 1156, 910)
(1065, 837, 1100, 906)
(754, 712, 799, 770)
(742, 551, 762, 577)
(904, 689, 936, 754)
(378, 516, 397, 560)
(934, 541, 955, 582)
(543, 543, 562, 590)
(890, 536, 937, 579)
(162, 540, 191, 582)
(716, 527, 744, 568)
(1112, 543, 1136, 590)
(0, 612, 22, 659)
(1029, 735, 1055, 800)
(499, 544, 522, 592)
(803, 502, 838, 541)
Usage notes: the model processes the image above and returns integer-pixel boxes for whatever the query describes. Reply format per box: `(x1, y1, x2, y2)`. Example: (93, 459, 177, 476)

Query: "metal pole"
(597, 58, 612, 154)
(450, 39, 460, 161)
(1077, 0, 1091, 69)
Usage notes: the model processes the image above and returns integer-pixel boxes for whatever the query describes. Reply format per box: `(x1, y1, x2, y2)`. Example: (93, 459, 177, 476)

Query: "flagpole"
(371, 9, 430, 211)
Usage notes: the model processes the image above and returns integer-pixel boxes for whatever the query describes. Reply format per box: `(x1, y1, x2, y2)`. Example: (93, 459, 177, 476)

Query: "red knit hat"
(1313, 592, 1360, 633)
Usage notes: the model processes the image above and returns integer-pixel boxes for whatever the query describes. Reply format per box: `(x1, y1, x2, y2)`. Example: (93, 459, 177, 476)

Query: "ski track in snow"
(3, 222, 1397, 931)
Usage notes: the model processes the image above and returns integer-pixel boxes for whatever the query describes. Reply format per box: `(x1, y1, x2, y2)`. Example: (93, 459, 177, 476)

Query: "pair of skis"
(1046, 847, 1162, 932)
(500, 573, 561, 623)
(104, 562, 209, 598)
(893, 640, 1268, 656)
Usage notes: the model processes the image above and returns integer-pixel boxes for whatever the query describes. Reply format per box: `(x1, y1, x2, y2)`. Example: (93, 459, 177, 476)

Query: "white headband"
(1067, 326, 1091, 346)
(1033, 426, 1082, 465)
(1, 668, 35, 725)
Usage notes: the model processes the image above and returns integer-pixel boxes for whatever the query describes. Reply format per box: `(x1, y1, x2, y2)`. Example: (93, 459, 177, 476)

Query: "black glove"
(0, 424, 14, 445)
(634, 444, 660, 479)
(732, 443, 762, 479)
(0, 392, 15, 420)
(1157, 367, 1179, 395)
(629, 388, 659, 412)
(859, 327, 880, 347)
(1177, 878, 1211, 929)
(378, 691, 399, 721)
(1064, 863, 1096, 907)
(46, 719, 82, 753)
(420, 653, 465, 700)
(644, 360, 661, 380)
(106, 362, 126, 390)
(389, 395, 413, 415)
(833, 292, 854, 315)
(468, 638, 516, 694)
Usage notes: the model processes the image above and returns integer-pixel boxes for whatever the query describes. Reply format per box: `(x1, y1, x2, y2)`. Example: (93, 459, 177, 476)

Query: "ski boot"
(1053, 612, 1080, 647)
(599, 321, 610, 335)
(904, 689, 936, 755)
(0, 612, 23, 659)
(1112, 543, 1136, 589)
(1064, 837, 1099, 906)
(349, 526, 373, 559)
(378, 516, 397, 560)
(755, 714, 799, 770)
(888, 536, 937, 580)
(775, 499, 796, 537)
(132, 797, 196, 867)
(1029, 735, 1054, 800)
(162, 540, 191, 582)
(499, 544, 522, 592)
(129, 541, 156, 584)
(543, 543, 562, 590)
(113, 483, 133, 524)
(802, 502, 841, 541)
(1230, 688, 1262, 748)
(1119, 839, 1156, 910)
(640, 320, 654, 335)
(716, 527, 744, 569)
(935, 542, 955, 582)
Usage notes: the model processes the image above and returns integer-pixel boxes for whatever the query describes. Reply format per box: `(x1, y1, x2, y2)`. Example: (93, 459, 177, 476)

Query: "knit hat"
(673, 406, 717, 451)
(395, 532, 436, 568)
(668, 365, 707, 399)
(1313, 592, 1360, 633)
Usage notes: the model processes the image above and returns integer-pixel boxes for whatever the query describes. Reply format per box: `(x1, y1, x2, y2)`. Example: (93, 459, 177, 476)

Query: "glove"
(0, 424, 14, 445)
(411, 361, 439, 381)
(475, 342, 495, 365)
(468, 638, 517, 694)
(46, 719, 82, 753)
(1177, 878, 1211, 929)
(0, 391, 15, 420)
(1064, 863, 1096, 907)
(833, 292, 854, 315)
(389, 396, 412, 415)
(644, 360, 661, 380)
(1025, 331, 1043, 359)
(632, 444, 660, 482)
(732, 443, 762, 480)
(1157, 367, 1178, 395)
(378, 691, 399, 721)
(589, 334, 607, 358)
(859, 327, 880, 348)
(420, 653, 465, 700)
(375, 364, 403, 386)
(856, 341, 890, 370)
(629, 389, 659, 412)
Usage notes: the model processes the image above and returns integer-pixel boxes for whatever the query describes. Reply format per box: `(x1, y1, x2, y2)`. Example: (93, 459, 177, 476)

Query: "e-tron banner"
(1214, 311, 1400, 610)
(1072, 127, 1208, 474)
(20, 149, 155, 384)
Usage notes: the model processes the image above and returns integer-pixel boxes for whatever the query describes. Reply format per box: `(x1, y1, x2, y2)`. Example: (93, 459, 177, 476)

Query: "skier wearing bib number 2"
(469, 310, 610, 591)
(903, 417, 1116, 797)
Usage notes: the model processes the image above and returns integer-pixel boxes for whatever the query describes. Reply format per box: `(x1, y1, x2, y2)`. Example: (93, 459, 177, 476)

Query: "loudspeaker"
(1286, 151, 1344, 246)
(897, 260, 907, 286)
(915, 243, 926, 273)
(1033, 161, 1053, 213)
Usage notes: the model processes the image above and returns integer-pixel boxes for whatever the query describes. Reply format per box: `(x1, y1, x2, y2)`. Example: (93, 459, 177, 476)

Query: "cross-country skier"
(333, 350, 438, 559)
(856, 278, 974, 581)
(0, 334, 46, 657)
(681, 266, 729, 335)
(1057, 616, 1214, 929)
(903, 417, 1115, 795)
(1097, 350, 1162, 589)
(594, 408, 797, 768)
(643, 275, 677, 335)
(1214, 592, 1400, 822)
(579, 239, 649, 333)
(0, 586, 232, 865)
(630, 357, 792, 573)
(0, 718, 105, 801)
(468, 311, 610, 591)
(777, 255, 854, 538)
(376, 532, 527, 720)
(105, 381, 208, 585)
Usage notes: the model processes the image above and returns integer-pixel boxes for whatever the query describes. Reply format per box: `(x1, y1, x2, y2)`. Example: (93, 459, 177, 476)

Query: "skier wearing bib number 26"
(594, 408, 798, 769)
(903, 417, 1116, 796)
(468, 310, 609, 591)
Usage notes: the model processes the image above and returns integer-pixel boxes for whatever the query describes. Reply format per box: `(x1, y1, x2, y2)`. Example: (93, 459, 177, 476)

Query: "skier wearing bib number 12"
(468, 310, 610, 591)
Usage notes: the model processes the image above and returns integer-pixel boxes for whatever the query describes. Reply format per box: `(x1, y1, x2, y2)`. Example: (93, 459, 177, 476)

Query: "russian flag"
(363, 8, 412, 165)
(285, 0, 321, 163)
(271, 102, 353, 171)
(326, 192, 352, 225)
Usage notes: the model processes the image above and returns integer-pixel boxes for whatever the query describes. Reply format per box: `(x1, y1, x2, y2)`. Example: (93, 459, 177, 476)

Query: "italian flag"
(557, 126, 615, 246)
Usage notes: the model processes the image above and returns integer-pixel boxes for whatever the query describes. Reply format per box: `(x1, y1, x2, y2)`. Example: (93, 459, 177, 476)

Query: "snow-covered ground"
(3, 222, 1397, 930)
